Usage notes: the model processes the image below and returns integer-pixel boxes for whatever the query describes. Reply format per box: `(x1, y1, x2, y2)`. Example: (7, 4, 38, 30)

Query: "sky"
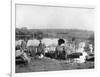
(16, 4, 95, 31)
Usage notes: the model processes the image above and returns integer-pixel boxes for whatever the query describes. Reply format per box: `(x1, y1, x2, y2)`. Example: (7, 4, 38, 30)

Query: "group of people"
(15, 38, 94, 65)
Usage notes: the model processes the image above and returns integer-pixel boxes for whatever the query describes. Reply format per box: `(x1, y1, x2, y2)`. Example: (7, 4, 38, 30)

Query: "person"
(21, 40, 27, 50)
(55, 43, 66, 60)
(37, 41, 45, 58)
(16, 49, 31, 64)
(89, 44, 93, 53)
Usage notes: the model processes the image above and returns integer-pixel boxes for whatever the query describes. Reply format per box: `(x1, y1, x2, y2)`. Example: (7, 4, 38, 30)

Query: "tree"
(88, 34, 94, 45)
(34, 31, 43, 40)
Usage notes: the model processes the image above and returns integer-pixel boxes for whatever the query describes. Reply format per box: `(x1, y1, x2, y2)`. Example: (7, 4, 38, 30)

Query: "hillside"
(16, 28, 94, 40)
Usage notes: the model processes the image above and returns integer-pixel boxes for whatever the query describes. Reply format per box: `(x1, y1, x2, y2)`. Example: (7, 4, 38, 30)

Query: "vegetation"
(16, 27, 94, 41)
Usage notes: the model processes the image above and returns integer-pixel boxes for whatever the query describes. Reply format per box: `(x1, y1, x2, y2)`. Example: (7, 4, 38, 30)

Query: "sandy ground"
(16, 57, 94, 73)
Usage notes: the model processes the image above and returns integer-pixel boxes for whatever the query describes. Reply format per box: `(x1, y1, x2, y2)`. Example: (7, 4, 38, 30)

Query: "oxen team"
(15, 38, 94, 65)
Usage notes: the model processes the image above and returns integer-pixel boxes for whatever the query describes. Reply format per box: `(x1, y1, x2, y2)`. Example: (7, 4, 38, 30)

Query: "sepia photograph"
(15, 4, 95, 73)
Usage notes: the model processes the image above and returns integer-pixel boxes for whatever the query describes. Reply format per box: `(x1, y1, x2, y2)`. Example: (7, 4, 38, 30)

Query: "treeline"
(16, 28, 59, 40)
(16, 28, 50, 40)
(16, 27, 94, 43)
(16, 28, 34, 40)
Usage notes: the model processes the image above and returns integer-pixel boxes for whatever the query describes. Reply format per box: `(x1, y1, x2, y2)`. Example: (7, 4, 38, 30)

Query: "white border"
(11, 0, 96, 77)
